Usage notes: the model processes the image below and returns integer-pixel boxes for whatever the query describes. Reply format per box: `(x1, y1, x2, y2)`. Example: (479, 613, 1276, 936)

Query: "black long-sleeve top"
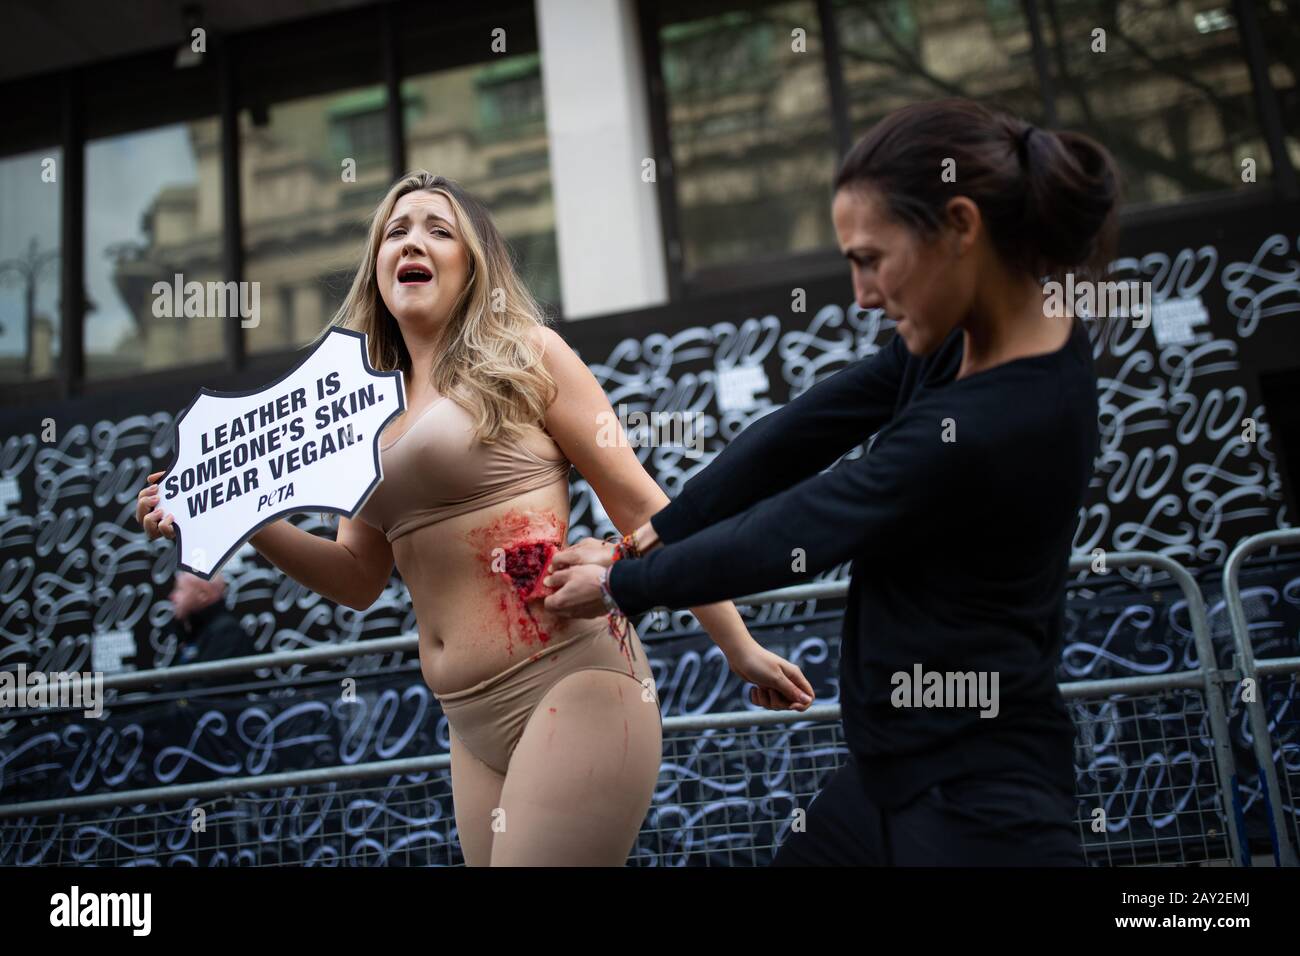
(609, 316, 1098, 808)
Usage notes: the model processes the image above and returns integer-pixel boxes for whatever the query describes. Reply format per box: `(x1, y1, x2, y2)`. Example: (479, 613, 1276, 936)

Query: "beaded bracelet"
(618, 530, 641, 559)
(609, 530, 641, 563)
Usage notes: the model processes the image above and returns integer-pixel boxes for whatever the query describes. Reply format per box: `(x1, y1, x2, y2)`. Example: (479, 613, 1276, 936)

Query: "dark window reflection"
(658, 0, 840, 274)
(0, 149, 62, 383)
(1039, 0, 1274, 204)
(401, 53, 561, 308)
(85, 120, 223, 380)
(1257, 0, 1299, 179)
(241, 85, 392, 356)
(835, 0, 1046, 135)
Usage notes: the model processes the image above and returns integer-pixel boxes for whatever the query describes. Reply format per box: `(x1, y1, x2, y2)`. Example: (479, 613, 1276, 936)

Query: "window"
(0, 149, 61, 384)
(1038, 0, 1274, 205)
(400, 52, 561, 307)
(476, 54, 547, 129)
(84, 120, 223, 380)
(834, 0, 1046, 137)
(1257, 0, 1300, 176)
(330, 92, 390, 167)
(240, 86, 393, 355)
(656, 0, 841, 275)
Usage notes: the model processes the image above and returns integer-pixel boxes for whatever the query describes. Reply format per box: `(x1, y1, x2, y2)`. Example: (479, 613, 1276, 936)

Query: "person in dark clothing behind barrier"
(168, 572, 254, 667)
(543, 98, 1119, 865)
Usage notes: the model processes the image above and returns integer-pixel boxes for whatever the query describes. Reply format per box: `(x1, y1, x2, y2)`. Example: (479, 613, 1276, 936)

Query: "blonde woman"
(137, 171, 814, 866)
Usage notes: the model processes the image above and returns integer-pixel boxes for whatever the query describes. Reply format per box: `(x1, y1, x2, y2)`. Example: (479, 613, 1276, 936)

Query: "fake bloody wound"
(466, 510, 565, 651)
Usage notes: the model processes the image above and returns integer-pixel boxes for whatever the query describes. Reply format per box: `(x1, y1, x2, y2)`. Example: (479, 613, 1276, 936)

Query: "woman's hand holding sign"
(137, 469, 177, 541)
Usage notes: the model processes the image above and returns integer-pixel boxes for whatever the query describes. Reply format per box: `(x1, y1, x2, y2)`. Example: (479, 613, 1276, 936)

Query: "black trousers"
(771, 757, 1085, 866)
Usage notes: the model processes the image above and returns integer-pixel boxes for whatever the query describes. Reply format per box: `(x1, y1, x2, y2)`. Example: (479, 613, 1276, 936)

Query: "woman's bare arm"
(249, 515, 394, 610)
(531, 327, 758, 659)
(138, 469, 394, 610)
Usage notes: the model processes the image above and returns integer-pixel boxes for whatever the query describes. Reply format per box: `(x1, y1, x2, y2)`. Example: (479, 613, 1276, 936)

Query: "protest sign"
(155, 327, 404, 578)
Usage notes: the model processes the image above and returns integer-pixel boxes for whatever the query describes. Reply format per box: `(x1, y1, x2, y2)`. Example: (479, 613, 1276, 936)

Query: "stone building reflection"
(101, 54, 558, 377)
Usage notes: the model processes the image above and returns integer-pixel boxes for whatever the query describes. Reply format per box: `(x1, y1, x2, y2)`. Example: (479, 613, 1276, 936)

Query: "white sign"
(0, 476, 19, 517)
(715, 363, 769, 413)
(1153, 295, 1210, 348)
(155, 327, 404, 578)
(93, 630, 137, 674)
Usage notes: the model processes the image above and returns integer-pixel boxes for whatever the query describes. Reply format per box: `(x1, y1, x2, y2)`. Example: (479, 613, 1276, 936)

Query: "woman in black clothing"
(544, 98, 1120, 865)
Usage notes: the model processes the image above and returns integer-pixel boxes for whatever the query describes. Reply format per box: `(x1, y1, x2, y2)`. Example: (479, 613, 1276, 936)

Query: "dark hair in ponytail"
(833, 98, 1121, 282)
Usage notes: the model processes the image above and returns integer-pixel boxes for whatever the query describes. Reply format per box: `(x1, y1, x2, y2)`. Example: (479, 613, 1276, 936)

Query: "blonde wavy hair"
(314, 171, 556, 444)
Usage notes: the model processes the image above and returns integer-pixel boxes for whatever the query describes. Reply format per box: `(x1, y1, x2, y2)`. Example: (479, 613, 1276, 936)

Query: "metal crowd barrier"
(0, 549, 1262, 865)
(1221, 528, 1300, 867)
(1063, 551, 1245, 866)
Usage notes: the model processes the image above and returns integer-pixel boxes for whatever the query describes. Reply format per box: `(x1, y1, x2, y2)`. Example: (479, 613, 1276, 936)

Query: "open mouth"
(397, 264, 433, 284)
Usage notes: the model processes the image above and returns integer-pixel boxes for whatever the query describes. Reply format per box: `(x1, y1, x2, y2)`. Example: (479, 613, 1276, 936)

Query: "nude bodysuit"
(357, 394, 569, 541)
(354, 393, 657, 777)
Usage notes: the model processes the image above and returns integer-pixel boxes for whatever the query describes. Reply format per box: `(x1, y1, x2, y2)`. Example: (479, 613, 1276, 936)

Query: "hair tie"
(1017, 125, 1037, 165)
